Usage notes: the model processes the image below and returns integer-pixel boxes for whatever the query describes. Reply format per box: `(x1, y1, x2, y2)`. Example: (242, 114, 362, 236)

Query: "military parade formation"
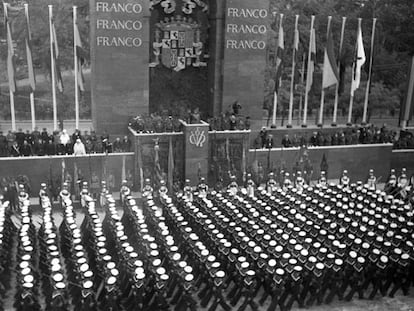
(0, 168, 413, 311)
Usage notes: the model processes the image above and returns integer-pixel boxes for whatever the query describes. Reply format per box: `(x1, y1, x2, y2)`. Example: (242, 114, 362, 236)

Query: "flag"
(51, 17, 64, 92)
(5, 5, 17, 93)
(74, 18, 85, 92)
(154, 141, 163, 184)
(306, 27, 316, 93)
(24, 6, 36, 92)
(292, 19, 300, 85)
(322, 21, 339, 89)
(197, 162, 202, 180)
(338, 56, 346, 94)
(225, 138, 231, 172)
(121, 155, 126, 182)
(137, 145, 144, 191)
(102, 153, 107, 182)
(241, 140, 246, 177)
(274, 14, 284, 93)
(168, 137, 174, 191)
(73, 162, 78, 195)
(351, 21, 366, 96)
(400, 55, 414, 125)
(320, 153, 329, 177)
(61, 158, 66, 186)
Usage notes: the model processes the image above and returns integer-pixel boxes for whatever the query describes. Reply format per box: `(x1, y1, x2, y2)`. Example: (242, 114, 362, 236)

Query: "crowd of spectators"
(255, 124, 397, 149)
(393, 130, 414, 149)
(0, 127, 132, 157)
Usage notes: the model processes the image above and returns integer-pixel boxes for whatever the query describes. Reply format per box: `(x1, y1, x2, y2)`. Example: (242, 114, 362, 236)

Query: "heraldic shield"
(151, 17, 205, 71)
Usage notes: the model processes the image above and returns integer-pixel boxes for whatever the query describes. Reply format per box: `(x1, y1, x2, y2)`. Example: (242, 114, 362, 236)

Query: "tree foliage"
(0, 0, 90, 80)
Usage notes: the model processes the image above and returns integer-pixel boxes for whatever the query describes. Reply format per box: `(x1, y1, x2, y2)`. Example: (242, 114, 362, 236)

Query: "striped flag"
(51, 17, 64, 92)
(74, 17, 85, 92)
(322, 19, 339, 89)
(25, 5, 36, 92)
(351, 20, 366, 96)
(306, 26, 316, 93)
(4, 4, 17, 93)
(274, 14, 284, 94)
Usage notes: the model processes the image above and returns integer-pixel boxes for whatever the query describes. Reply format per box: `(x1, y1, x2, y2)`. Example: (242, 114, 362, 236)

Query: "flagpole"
(318, 16, 332, 127)
(73, 6, 80, 130)
(287, 15, 299, 128)
(4, 3, 15, 131)
(272, 93, 278, 128)
(362, 18, 377, 125)
(332, 17, 346, 126)
(272, 13, 283, 128)
(49, 5, 58, 131)
(348, 18, 363, 126)
(302, 15, 315, 128)
(24, 4, 36, 131)
(298, 52, 306, 125)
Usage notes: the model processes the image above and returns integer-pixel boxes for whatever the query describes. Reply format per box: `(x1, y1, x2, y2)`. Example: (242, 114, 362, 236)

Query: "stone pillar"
(222, 0, 270, 123)
(90, 0, 150, 135)
(181, 120, 209, 186)
(208, 0, 226, 117)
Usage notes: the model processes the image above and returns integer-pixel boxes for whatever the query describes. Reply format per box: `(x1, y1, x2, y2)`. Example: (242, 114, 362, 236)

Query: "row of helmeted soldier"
(38, 195, 69, 310)
(0, 200, 15, 311)
(151, 170, 413, 311)
(101, 169, 412, 311)
(1, 166, 413, 311)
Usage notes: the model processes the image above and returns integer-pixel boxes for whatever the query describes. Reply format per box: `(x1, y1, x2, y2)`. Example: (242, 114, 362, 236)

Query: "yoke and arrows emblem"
(189, 127, 206, 147)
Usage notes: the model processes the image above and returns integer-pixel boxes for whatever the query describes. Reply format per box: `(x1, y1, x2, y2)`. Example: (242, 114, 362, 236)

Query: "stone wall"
(0, 153, 134, 195)
(249, 144, 394, 182)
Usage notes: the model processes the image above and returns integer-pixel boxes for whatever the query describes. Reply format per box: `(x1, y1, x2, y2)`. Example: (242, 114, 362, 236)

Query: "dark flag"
(154, 139, 163, 184)
(399, 55, 414, 127)
(4, 4, 17, 94)
(74, 16, 85, 92)
(51, 17, 64, 92)
(274, 14, 285, 94)
(320, 153, 329, 177)
(25, 5, 36, 92)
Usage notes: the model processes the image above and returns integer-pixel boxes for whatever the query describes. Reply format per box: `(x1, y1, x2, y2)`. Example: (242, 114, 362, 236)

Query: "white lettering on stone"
(226, 23, 267, 34)
(97, 19, 143, 31)
(97, 36, 142, 47)
(225, 39, 266, 50)
(96, 2, 142, 14)
(227, 8, 268, 19)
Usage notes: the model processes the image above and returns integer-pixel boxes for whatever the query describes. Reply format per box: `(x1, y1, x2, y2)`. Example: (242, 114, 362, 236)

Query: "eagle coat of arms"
(151, 17, 205, 71)
(149, 0, 209, 71)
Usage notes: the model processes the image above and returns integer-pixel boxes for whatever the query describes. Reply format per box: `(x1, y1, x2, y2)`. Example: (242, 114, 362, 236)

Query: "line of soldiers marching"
(0, 166, 413, 311)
